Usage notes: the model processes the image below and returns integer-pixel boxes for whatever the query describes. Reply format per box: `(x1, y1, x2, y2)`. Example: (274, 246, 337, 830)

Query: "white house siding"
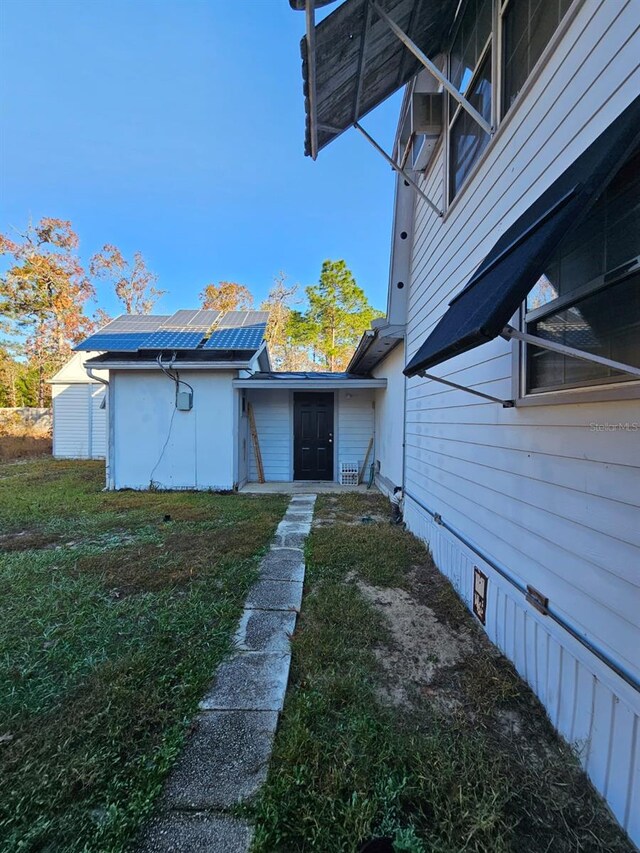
(90, 387, 106, 458)
(110, 370, 236, 490)
(337, 389, 375, 477)
(244, 389, 375, 482)
(402, 0, 640, 840)
(52, 385, 90, 459)
(237, 393, 250, 488)
(372, 344, 405, 494)
(247, 390, 292, 482)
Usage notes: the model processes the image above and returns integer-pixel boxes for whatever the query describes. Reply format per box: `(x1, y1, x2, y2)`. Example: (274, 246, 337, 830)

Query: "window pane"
(449, 52, 492, 199)
(527, 274, 640, 392)
(502, 0, 567, 115)
(526, 149, 640, 312)
(450, 0, 492, 94)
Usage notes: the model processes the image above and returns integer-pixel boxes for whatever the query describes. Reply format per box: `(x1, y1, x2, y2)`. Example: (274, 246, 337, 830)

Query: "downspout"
(86, 367, 111, 489)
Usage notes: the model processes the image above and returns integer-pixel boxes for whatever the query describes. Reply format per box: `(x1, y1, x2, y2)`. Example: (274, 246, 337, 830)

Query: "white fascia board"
(232, 378, 387, 389)
(91, 360, 252, 371)
(48, 379, 103, 385)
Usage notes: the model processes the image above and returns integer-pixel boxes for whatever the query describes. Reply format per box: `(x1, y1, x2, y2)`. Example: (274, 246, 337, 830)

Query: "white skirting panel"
(404, 495, 640, 845)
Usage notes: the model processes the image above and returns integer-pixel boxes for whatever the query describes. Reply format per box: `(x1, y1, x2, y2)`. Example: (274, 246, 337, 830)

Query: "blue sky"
(0, 0, 401, 318)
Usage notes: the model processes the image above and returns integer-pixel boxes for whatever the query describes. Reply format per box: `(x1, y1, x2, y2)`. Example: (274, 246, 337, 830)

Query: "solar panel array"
(139, 330, 207, 350)
(204, 324, 267, 350)
(75, 310, 267, 353)
(75, 315, 168, 351)
(217, 310, 269, 328)
(76, 332, 154, 352)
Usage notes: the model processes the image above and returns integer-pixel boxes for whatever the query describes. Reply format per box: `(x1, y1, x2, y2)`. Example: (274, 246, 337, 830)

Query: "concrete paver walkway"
(138, 495, 315, 853)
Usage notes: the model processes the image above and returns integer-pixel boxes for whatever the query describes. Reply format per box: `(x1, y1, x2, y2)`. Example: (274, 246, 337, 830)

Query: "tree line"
(0, 217, 382, 406)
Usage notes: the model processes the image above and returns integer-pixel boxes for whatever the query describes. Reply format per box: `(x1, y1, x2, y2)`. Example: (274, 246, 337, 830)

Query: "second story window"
(448, 0, 493, 201)
(501, 0, 572, 116)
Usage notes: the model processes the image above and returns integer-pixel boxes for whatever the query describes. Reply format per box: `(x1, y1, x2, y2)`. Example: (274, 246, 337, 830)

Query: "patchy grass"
(251, 492, 632, 853)
(0, 458, 287, 853)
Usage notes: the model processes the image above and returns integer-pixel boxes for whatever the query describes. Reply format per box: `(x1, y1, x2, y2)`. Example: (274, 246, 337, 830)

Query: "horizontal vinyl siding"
(52, 385, 90, 459)
(402, 0, 640, 839)
(247, 391, 291, 482)
(337, 390, 374, 475)
(405, 501, 640, 845)
(90, 387, 106, 459)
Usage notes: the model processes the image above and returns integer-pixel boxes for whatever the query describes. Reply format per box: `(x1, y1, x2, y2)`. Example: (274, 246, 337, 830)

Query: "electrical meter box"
(176, 389, 193, 411)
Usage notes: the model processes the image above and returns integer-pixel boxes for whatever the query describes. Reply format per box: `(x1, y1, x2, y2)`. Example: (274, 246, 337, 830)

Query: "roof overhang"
(85, 358, 255, 371)
(233, 377, 386, 389)
(348, 321, 404, 374)
(404, 95, 640, 378)
(299, 0, 458, 158)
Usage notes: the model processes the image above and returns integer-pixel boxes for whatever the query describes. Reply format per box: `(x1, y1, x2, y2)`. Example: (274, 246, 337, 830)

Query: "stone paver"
(273, 531, 308, 549)
(277, 517, 311, 530)
(234, 608, 297, 651)
(200, 651, 292, 711)
(245, 578, 303, 611)
(138, 494, 315, 853)
(138, 813, 253, 852)
(259, 548, 305, 582)
(283, 510, 314, 523)
(161, 710, 278, 809)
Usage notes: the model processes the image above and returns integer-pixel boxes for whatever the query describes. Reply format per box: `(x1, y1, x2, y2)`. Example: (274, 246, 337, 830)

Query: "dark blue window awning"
(404, 95, 640, 378)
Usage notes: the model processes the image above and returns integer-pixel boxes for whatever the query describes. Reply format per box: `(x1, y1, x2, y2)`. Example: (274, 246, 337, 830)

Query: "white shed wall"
(52, 384, 106, 460)
(372, 343, 405, 494)
(111, 370, 236, 490)
(50, 352, 107, 460)
(90, 387, 107, 458)
(52, 385, 89, 459)
(401, 0, 640, 839)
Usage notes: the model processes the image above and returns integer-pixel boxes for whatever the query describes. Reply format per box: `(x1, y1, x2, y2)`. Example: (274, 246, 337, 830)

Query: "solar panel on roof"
(105, 314, 169, 331)
(139, 330, 205, 349)
(216, 310, 269, 329)
(203, 324, 266, 350)
(189, 309, 221, 328)
(163, 310, 201, 328)
(243, 311, 269, 326)
(74, 332, 153, 352)
(216, 311, 248, 328)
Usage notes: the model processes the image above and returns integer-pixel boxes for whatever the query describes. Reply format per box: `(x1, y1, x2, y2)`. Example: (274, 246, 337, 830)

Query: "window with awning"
(403, 95, 640, 393)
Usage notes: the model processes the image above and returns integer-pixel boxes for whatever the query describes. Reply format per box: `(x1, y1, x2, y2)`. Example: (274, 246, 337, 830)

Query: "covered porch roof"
(296, 0, 458, 158)
(233, 371, 386, 389)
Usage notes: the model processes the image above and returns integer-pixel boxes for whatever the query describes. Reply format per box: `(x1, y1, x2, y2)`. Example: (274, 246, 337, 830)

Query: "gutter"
(347, 329, 376, 374)
(232, 378, 386, 390)
(405, 489, 640, 695)
(84, 360, 255, 371)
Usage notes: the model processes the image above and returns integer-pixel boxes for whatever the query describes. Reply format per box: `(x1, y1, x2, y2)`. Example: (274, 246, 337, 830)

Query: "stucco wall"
(111, 369, 236, 490)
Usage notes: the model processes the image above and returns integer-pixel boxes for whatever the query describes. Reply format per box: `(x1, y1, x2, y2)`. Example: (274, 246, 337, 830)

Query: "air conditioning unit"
(410, 92, 443, 171)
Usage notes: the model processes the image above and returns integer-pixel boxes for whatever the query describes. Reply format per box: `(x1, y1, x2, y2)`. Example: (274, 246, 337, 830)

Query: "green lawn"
(0, 458, 286, 853)
(251, 493, 632, 853)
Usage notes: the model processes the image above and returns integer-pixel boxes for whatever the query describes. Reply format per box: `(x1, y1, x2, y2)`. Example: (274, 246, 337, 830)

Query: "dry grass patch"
(0, 434, 51, 461)
(251, 492, 632, 853)
(0, 458, 287, 852)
